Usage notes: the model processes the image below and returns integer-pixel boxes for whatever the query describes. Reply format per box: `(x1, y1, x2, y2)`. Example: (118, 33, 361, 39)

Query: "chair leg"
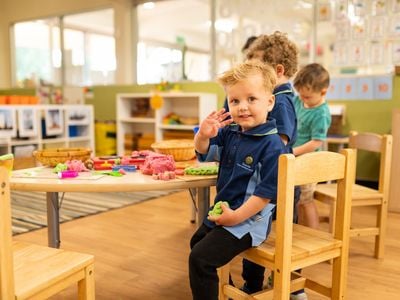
(78, 264, 95, 300)
(331, 253, 348, 300)
(218, 264, 231, 300)
(273, 268, 291, 300)
(329, 201, 336, 235)
(375, 200, 388, 259)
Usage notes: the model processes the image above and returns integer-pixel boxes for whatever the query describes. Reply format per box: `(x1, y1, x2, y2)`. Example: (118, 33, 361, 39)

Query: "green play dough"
(208, 201, 229, 217)
(184, 165, 218, 175)
(53, 163, 68, 173)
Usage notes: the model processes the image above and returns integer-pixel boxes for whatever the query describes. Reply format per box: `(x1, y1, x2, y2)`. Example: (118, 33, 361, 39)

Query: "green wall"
(325, 76, 399, 181)
(89, 77, 400, 137)
(0, 88, 35, 95)
(86, 81, 226, 121)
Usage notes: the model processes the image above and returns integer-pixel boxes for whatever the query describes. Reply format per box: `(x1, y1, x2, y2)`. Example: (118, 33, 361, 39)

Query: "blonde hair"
(293, 63, 330, 92)
(217, 60, 277, 94)
(246, 31, 299, 78)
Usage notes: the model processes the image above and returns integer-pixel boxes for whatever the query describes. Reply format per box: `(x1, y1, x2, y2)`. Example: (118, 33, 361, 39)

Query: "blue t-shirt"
(197, 120, 287, 246)
(223, 82, 297, 151)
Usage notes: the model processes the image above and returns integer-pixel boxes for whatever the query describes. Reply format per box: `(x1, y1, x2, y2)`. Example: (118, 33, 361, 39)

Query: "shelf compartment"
(158, 124, 196, 130)
(119, 117, 156, 123)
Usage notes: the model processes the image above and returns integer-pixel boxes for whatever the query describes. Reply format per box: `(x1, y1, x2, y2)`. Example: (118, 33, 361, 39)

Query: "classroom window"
(12, 18, 61, 87)
(11, 8, 116, 87)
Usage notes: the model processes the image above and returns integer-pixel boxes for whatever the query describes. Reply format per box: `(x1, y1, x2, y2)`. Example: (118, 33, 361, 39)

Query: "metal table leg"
(46, 192, 60, 248)
(196, 186, 210, 225)
(188, 188, 197, 223)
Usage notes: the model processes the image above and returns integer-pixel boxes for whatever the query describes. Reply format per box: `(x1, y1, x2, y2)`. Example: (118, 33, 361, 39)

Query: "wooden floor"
(14, 188, 400, 299)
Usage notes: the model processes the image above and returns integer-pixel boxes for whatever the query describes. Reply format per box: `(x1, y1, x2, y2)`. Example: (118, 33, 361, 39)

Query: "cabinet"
(389, 109, 400, 212)
(116, 92, 218, 155)
(0, 105, 95, 159)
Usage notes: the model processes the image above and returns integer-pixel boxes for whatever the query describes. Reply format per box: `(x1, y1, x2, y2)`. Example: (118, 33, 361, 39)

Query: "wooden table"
(10, 167, 216, 248)
(323, 135, 349, 151)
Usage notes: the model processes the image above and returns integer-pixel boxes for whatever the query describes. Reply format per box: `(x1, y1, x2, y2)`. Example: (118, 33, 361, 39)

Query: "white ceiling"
(63, 0, 334, 52)
(138, 0, 210, 50)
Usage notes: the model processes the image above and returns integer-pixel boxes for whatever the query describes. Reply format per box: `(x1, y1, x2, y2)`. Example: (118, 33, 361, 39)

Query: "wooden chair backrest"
(349, 131, 393, 194)
(274, 150, 356, 293)
(0, 167, 15, 299)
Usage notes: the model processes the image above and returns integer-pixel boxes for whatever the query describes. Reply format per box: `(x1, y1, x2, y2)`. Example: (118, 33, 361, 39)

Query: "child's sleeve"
(274, 101, 296, 143)
(252, 149, 284, 203)
(196, 129, 225, 162)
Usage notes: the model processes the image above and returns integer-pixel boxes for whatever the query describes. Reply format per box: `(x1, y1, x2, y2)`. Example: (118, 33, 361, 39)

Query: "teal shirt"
(293, 96, 331, 150)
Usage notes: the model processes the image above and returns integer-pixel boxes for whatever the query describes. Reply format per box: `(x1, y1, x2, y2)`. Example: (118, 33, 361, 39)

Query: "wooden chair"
(0, 167, 96, 299)
(218, 149, 356, 300)
(315, 131, 392, 259)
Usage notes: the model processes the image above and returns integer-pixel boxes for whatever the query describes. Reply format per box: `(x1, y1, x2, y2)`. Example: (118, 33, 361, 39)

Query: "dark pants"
(241, 187, 301, 293)
(189, 224, 252, 300)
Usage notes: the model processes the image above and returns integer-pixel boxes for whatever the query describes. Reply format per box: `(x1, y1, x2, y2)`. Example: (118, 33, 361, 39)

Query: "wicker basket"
(33, 148, 92, 167)
(151, 139, 195, 161)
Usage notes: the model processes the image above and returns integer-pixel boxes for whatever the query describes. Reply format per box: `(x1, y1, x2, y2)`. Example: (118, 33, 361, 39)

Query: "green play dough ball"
(53, 163, 68, 173)
(208, 201, 229, 217)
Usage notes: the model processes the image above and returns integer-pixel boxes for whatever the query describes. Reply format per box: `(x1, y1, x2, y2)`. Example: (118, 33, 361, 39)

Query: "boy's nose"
(239, 102, 248, 111)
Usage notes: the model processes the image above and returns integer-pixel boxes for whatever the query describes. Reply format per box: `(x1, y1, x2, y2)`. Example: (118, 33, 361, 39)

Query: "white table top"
(10, 167, 217, 193)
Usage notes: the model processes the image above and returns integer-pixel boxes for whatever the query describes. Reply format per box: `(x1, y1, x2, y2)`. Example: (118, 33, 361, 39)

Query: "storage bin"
(95, 121, 116, 156)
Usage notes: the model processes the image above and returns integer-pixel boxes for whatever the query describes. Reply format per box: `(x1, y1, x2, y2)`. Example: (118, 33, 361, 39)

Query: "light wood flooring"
(14, 188, 400, 299)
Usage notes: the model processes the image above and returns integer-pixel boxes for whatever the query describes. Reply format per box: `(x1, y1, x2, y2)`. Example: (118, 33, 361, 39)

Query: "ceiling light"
(142, 2, 155, 10)
(206, 19, 237, 33)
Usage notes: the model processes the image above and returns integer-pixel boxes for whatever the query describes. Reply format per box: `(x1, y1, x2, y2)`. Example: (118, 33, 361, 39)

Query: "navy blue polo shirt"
(271, 82, 297, 150)
(197, 119, 287, 246)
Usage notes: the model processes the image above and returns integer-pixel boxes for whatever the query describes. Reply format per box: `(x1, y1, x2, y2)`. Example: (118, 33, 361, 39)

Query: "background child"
(224, 31, 298, 150)
(293, 63, 332, 229)
(246, 31, 298, 148)
(189, 60, 287, 300)
(240, 31, 301, 297)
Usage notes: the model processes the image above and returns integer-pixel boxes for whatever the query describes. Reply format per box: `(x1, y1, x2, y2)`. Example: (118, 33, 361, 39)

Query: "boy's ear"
(275, 64, 285, 77)
(267, 95, 275, 112)
(320, 88, 328, 97)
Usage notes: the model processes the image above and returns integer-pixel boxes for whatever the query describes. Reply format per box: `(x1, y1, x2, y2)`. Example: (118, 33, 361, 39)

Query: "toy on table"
(95, 170, 124, 177)
(93, 155, 142, 171)
(84, 159, 94, 170)
(152, 171, 176, 181)
(53, 160, 87, 173)
(58, 170, 79, 179)
(112, 165, 136, 172)
(184, 165, 218, 175)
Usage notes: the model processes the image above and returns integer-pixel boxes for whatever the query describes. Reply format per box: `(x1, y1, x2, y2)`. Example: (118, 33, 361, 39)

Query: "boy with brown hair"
(293, 63, 331, 229)
(224, 31, 298, 149)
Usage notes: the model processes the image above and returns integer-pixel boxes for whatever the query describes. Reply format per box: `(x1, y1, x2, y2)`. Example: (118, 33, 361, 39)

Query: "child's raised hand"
(198, 108, 232, 139)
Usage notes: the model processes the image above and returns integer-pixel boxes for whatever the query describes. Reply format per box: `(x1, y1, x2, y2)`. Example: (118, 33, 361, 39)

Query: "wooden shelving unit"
(0, 104, 95, 168)
(116, 92, 217, 155)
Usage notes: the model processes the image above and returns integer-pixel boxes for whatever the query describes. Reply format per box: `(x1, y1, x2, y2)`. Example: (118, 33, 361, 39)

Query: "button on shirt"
(197, 119, 287, 246)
